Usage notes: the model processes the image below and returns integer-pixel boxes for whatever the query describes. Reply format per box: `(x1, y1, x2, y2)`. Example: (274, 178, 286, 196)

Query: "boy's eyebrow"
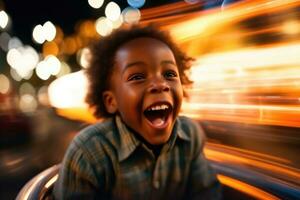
(122, 60, 177, 74)
(161, 60, 177, 66)
(125, 61, 145, 69)
(122, 61, 145, 74)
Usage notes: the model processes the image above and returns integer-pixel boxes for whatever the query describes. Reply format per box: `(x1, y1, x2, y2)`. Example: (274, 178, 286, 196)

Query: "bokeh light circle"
(127, 0, 145, 8)
(122, 7, 141, 24)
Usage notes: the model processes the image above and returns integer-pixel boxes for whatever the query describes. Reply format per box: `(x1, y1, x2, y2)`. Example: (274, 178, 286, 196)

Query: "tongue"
(151, 117, 165, 127)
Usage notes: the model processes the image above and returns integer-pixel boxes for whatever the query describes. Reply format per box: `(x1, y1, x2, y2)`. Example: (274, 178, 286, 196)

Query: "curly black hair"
(85, 24, 194, 119)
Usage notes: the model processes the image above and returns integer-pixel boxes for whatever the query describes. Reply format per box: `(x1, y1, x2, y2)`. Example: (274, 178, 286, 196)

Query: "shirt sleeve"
(186, 119, 223, 200)
(53, 139, 103, 200)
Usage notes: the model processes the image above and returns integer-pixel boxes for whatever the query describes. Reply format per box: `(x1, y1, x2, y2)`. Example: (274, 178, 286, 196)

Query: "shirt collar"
(115, 115, 141, 161)
(174, 117, 190, 141)
(115, 115, 190, 161)
(162, 117, 190, 153)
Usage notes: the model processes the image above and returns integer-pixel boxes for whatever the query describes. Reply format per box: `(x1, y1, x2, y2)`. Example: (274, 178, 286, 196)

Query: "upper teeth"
(148, 104, 169, 111)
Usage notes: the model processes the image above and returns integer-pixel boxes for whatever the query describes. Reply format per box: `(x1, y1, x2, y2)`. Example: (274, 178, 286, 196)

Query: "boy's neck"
(125, 124, 164, 159)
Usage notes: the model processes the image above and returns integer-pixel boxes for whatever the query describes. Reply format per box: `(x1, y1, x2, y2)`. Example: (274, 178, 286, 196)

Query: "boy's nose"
(148, 78, 170, 93)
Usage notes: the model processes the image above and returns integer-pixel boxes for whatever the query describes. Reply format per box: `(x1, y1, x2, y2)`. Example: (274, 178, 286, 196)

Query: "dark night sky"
(1, 0, 229, 47)
(2, 0, 180, 46)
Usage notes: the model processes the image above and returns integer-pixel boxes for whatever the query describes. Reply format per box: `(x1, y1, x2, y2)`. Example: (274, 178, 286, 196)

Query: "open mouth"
(143, 102, 173, 128)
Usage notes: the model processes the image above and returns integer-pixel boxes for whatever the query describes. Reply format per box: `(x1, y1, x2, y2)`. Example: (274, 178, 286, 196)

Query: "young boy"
(53, 25, 221, 199)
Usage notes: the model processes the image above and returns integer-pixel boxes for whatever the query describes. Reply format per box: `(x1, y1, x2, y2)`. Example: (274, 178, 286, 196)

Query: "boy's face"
(105, 37, 183, 145)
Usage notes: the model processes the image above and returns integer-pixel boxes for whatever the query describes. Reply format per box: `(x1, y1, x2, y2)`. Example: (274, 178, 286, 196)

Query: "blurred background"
(1, 0, 300, 199)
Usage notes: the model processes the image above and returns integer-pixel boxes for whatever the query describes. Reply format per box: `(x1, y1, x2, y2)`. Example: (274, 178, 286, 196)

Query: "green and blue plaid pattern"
(53, 115, 221, 199)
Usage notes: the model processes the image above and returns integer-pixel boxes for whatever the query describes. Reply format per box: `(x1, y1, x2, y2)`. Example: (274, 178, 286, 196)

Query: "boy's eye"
(164, 70, 178, 78)
(128, 73, 145, 81)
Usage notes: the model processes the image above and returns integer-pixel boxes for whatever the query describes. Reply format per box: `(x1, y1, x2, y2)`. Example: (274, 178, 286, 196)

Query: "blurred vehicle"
(0, 93, 33, 147)
(0, 112, 32, 146)
(0, 92, 82, 199)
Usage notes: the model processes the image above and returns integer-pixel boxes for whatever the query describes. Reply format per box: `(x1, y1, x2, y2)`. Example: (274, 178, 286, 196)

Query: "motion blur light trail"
(205, 142, 300, 198)
(140, 1, 202, 22)
(180, 43, 300, 127)
(162, 0, 300, 128)
(49, 0, 300, 129)
(145, 0, 300, 128)
(217, 175, 280, 200)
(205, 143, 300, 184)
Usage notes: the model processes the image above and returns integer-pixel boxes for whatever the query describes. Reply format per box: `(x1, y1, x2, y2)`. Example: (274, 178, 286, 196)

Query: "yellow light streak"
(56, 107, 97, 123)
(50, 0, 300, 130)
(183, 103, 300, 112)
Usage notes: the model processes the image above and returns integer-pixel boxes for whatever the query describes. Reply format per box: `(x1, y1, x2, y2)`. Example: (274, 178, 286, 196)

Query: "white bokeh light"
(45, 55, 61, 75)
(111, 15, 123, 29)
(22, 69, 34, 80)
(36, 60, 52, 80)
(35, 56, 62, 80)
(43, 21, 56, 41)
(88, 0, 104, 9)
(78, 47, 92, 68)
(0, 10, 9, 29)
(95, 17, 113, 36)
(56, 62, 71, 77)
(7, 48, 21, 69)
(105, 2, 121, 21)
(7, 46, 39, 80)
(19, 94, 38, 113)
(122, 7, 141, 24)
(32, 21, 56, 44)
(48, 71, 88, 108)
(32, 24, 45, 44)
(10, 68, 22, 81)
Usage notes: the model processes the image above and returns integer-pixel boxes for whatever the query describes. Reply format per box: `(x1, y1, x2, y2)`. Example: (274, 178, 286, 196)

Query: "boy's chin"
(143, 117, 175, 145)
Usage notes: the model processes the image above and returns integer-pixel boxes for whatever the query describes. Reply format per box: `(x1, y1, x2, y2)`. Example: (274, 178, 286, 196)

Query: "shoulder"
(57, 118, 119, 192)
(67, 118, 119, 162)
(177, 115, 206, 151)
(76, 118, 116, 143)
(177, 116, 206, 139)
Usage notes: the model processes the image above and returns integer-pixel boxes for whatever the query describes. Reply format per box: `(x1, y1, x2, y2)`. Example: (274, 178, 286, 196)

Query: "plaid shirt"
(53, 115, 221, 200)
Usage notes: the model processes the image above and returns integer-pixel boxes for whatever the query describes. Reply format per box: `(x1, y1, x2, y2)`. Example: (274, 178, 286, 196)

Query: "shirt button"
(153, 180, 160, 189)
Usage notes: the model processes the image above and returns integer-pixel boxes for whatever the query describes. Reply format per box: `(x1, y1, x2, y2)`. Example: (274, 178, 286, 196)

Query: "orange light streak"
(217, 174, 280, 200)
(141, 1, 202, 21)
(50, 0, 300, 130)
(204, 147, 300, 181)
(207, 143, 291, 165)
(56, 108, 97, 124)
(163, 1, 300, 128)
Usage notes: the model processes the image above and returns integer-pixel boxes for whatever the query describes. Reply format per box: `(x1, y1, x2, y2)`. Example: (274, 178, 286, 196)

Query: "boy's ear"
(102, 91, 118, 114)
